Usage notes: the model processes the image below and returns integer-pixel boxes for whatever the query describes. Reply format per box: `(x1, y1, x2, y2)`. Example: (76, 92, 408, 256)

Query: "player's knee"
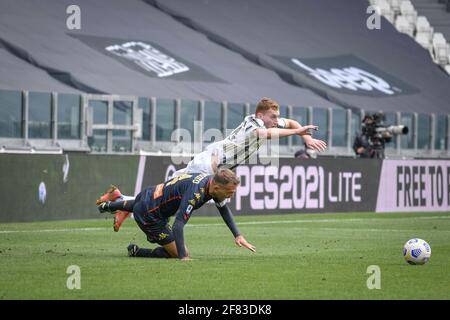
(162, 243, 179, 258)
(162, 242, 189, 258)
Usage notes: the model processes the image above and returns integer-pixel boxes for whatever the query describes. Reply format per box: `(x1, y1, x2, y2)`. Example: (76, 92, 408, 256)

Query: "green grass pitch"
(0, 211, 449, 299)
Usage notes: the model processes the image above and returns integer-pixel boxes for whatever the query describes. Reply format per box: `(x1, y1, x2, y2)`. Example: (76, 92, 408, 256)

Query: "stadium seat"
(414, 16, 434, 49)
(445, 63, 450, 75)
(432, 32, 447, 45)
(415, 16, 432, 35)
(432, 33, 450, 65)
(400, 0, 418, 25)
(395, 15, 414, 36)
(415, 32, 432, 49)
(388, 0, 402, 15)
(374, 0, 395, 23)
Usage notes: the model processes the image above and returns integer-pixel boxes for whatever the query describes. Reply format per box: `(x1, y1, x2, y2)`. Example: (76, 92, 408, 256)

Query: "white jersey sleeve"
(217, 114, 266, 169)
(277, 118, 287, 128)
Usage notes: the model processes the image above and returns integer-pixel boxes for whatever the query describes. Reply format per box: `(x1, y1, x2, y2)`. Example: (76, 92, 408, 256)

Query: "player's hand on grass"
(180, 256, 193, 261)
(235, 235, 256, 253)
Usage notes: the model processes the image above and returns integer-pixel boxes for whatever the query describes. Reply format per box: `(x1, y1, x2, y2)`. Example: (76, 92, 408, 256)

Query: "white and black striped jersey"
(207, 114, 287, 170)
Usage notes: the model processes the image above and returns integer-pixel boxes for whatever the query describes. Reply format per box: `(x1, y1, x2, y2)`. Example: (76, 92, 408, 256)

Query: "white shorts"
(169, 148, 229, 207)
(171, 149, 216, 178)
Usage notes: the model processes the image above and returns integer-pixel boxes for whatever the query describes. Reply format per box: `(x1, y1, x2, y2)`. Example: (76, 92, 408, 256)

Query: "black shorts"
(132, 190, 175, 246)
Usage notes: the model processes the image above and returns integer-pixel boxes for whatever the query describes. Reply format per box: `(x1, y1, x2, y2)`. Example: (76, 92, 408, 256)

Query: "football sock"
(136, 247, 170, 258)
(108, 200, 135, 212)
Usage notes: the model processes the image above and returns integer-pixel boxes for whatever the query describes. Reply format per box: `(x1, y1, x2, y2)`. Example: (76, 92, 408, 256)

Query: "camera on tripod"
(355, 112, 409, 159)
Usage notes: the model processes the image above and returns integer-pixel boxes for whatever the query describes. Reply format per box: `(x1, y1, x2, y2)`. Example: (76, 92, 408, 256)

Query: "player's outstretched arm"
(284, 118, 327, 152)
(216, 203, 240, 237)
(172, 195, 195, 260)
(255, 126, 316, 139)
(216, 204, 256, 253)
(284, 118, 308, 131)
(172, 217, 191, 260)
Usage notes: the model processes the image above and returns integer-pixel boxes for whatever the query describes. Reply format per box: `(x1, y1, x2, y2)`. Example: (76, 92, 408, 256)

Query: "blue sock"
(136, 247, 170, 258)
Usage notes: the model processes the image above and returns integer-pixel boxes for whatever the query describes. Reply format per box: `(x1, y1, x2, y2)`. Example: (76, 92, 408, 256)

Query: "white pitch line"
(0, 215, 448, 234)
(188, 215, 450, 227)
(0, 227, 106, 234)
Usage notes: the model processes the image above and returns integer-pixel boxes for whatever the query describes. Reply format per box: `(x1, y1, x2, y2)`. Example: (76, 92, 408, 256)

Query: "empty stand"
(150, 0, 450, 114)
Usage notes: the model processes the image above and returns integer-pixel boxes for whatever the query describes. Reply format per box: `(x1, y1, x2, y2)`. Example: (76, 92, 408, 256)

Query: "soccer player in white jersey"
(97, 97, 327, 231)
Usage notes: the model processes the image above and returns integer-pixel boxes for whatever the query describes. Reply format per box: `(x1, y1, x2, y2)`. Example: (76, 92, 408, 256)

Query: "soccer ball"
(403, 238, 431, 265)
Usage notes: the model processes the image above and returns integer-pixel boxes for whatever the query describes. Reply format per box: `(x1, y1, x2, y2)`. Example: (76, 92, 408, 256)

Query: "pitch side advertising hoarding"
(376, 160, 450, 212)
(139, 156, 450, 215)
(139, 156, 382, 214)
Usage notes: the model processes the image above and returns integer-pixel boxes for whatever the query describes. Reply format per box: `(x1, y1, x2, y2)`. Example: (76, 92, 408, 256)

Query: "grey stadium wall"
(1, 154, 449, 223)
(0, 153, 138, 223)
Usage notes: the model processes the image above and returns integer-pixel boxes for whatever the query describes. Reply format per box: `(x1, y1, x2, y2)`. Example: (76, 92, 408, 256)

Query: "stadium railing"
(0, 89, 449, 159)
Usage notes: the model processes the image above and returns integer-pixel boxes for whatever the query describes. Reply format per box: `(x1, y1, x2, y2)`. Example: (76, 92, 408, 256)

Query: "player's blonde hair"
(213, 168, 240, 186)
(255, 97, 279, 114)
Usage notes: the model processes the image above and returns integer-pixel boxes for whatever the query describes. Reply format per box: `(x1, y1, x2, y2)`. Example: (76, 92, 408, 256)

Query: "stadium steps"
(0, 37, 105, 94)
(411, 0, 450, 40)
(142, 0, 450, 114)
(142, 0, 388, 112)
(372, 0, 450, 73)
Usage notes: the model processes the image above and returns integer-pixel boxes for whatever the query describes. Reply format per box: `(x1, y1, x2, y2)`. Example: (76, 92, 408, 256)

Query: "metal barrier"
(0, 89, 449, 159)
